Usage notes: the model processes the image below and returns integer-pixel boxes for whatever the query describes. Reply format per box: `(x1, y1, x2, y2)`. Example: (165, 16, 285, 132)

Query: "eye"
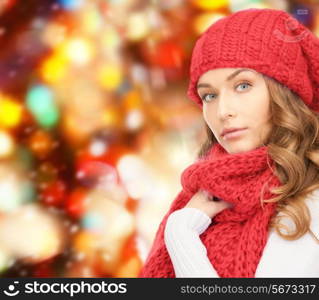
(236, 82, 252, 92)
(201, 93, 217, 102)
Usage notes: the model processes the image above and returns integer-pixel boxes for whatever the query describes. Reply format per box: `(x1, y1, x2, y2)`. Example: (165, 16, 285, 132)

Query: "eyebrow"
(196, 68, 257, 90)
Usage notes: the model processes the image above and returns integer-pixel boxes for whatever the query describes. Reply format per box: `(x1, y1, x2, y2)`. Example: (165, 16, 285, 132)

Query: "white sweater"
(164, 189, 319, 277)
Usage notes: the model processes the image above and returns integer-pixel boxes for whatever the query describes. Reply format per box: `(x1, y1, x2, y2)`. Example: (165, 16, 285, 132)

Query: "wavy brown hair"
(197, 74, 319, 241)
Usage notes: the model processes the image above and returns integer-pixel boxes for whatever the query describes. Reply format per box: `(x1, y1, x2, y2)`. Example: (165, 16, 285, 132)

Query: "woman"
(138, 8, 319, 278)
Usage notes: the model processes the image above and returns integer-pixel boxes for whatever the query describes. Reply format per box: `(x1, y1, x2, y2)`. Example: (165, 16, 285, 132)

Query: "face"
(197, 68, 272, 154)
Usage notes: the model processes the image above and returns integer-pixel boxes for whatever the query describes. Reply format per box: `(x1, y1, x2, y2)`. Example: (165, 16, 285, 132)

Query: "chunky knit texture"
(187, 8, 319, 111)
(139, 143, 282, 278)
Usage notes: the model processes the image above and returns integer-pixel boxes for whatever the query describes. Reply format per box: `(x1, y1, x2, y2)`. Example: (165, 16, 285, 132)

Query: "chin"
(222, 141, 258, 154)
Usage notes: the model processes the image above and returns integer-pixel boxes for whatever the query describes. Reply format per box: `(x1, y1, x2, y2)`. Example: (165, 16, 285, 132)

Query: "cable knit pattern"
(187, 8, 319, 112)
(164, 207, 217, 278)
(166, 207, 212, 235)
(138, 143, 282, 278)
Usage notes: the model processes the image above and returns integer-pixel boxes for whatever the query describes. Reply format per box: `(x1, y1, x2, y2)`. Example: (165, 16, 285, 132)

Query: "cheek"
(258, 102, 271, 125)
(249, 105, 270, 124)
(246, 89, 270, 123)
(247, 99, 272, 137)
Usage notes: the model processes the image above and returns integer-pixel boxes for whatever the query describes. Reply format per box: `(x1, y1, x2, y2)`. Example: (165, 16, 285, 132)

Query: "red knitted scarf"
(138, 143, 282, 278)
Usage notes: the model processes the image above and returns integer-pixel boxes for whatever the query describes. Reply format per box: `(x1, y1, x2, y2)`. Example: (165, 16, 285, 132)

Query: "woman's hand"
(185, 190, 233, 218)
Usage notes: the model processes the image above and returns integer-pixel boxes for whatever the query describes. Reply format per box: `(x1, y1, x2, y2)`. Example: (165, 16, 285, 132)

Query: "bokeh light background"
(0, 0, 318, 278)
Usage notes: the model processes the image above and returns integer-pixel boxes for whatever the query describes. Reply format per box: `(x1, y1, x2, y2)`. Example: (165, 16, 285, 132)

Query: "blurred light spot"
(131, 64, 148, 85)
(125, 109, 144, 130)
(82, 7, 102, 34)
(193, 12, 226, 34)
(97, 64, 123, 91)
(58, 0, 83, 10)
(0, 96, 23, 129)
(0, 131, 14, 158)
(101, 27, 122, 50)
(101, 108, 121, 127)
(0, 173, 21, 212)
(191, 0, 229, 10)
(89, 139, 108, 156)
(0, 204, 65, 262)
(127, 12, 150, 41)
(26, 85, 59, 129)
(81, 212, 105, 232)
(65, 38, 94, 66)
(41, 54, 67, 83)
(76, 161, 118, 190)
(117, 155, 153, 199)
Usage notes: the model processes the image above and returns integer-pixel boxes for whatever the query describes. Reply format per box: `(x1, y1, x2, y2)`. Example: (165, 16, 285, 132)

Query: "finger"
(216, 200, 232, 209)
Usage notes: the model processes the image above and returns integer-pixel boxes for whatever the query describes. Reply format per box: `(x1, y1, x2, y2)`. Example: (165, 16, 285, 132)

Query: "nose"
(216, 93, 237, 120)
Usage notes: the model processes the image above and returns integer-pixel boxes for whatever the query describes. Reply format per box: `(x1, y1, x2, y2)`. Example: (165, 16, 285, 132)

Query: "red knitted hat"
(187, 8, 319, 112)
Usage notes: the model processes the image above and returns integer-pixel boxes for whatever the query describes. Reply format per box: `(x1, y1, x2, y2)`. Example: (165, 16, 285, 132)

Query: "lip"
(222, 128, 248, 140)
